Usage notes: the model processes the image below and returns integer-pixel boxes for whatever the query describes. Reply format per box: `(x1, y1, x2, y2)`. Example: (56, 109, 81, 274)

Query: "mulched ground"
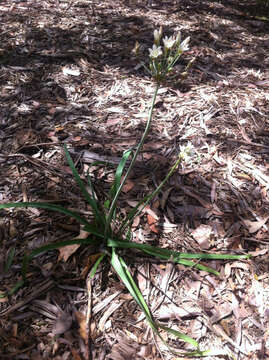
(0, 0, 269, 359)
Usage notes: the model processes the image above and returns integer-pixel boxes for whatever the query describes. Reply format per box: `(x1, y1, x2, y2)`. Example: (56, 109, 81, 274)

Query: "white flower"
(175, 32, 181, 45)
(179, 141, 195, 161)
(163, 35, 176, 50)
(153, 27, 163, 44)
(178, 36, 190, 52)
(148, 44, 163, 59)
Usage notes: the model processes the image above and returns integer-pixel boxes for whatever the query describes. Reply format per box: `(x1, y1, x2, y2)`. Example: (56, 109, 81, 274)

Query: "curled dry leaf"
(191, 224, 213, 250)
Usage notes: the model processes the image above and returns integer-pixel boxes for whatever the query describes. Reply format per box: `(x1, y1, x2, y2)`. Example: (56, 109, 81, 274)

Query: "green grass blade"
(108, 239, 250, 275)
(22, 237, 98, 281)
(159, 324, 198, 348)
(4, 247, 15, 273)
(86, 171, 106, 224)
(106, 148, 133, 222)
(0, 202, 91, 227)
(125, 226, 132, 242)
(89, 253, 106, 278)
(111, 249, 205, 355)
(173, 258, 220, 275)
(105, 84, 160, 239)
(108, 239, 250, 260)
(82, 223, 105, 239)
(109, 149, 133, 201)
(118, 155, 182, 235)
(64, 145, 105, 226)
(111, 248, 156, 329)
(0, 279, 25, 298)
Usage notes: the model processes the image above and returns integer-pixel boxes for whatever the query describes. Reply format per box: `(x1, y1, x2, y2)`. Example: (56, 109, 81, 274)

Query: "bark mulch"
(0, 0, 269, 359)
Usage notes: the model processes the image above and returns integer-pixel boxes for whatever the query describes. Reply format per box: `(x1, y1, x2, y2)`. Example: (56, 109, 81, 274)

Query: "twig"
(0, 279, 54, 317)
(85, 275, 92, 360)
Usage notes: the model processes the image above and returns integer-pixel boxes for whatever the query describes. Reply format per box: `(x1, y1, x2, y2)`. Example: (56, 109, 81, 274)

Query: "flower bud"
(132, 41, 140, 56)
(153, 26, 163, 45)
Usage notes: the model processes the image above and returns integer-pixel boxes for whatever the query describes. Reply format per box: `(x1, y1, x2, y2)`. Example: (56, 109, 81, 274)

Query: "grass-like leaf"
(89, 253, 106, 278)
(111, 249, 202, 356)
(111, 248, 156, 330)
(0, 202, 90, 227)
(118, 155, 182, 235)
(108, 239, 250, 275)
(109, 148, 133, 202)
(159, 324, 198, 349)
(108, 239, 250, 260)
(64, 145, 105, 227)
(22, 237, 99, 281)
(105, 85, 160, 239)
(82, 223, 105, 239)
(4, 247, 15, 273)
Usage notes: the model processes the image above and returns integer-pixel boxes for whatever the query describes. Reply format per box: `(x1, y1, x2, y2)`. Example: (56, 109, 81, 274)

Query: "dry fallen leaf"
(241, 216, 269, 233)
(58, 243, 80, 262)
(147, 213, 158, 234)
(191, 224, 213, 250)
(58, 228, 89, 262)
(71, 347, 83, 360)
(62, 67, 80, 76)
(122, 179, 135, 193)
(160, 186, 173, 209)
(74, 311, 87, 341)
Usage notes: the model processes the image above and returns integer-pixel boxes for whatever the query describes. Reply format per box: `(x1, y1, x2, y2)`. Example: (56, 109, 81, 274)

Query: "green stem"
(118, 155, 182, 235)
(104, 83, 160, 239)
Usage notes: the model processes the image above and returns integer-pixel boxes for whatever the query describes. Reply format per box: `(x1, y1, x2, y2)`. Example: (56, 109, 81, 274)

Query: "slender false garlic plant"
(0, 28, 250, 357)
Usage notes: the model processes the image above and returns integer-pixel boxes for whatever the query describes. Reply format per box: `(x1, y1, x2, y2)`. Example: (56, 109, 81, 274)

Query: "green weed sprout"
(0, 28, 250, 358)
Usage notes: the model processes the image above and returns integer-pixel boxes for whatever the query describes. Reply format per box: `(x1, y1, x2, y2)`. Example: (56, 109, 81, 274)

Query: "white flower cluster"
(149, 27, 190, 59)
(133, 26, 191, 84)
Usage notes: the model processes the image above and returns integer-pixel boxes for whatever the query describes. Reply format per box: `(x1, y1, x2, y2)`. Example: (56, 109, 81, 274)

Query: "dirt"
(0, 0, 269, 359)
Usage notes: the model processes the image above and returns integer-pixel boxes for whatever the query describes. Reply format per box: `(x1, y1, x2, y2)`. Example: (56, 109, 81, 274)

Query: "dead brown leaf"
(160, 186, 173, 210)
(147, 213, 158, 234)
(74, 311, 87, 341)
(241, 216, 269, 233)
(81, 253, 104, 278)
(58, 228, 89, 262)
(191, 224, 213, 250)
(70, 347, 83, 360)
(122, 179, 135, 193)
(58, 243, 80, 262)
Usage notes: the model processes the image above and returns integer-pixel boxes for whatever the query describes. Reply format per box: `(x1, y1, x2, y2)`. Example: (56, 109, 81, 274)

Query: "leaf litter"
(0, 0, 269, 358)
